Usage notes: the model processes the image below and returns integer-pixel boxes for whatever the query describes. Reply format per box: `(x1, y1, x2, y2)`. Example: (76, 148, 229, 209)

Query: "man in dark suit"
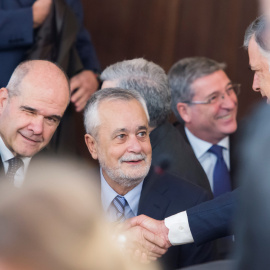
(84, 88, 214, 269)
(101, 58, 211, 192)
(168, 57, 239, 197)
(0, 59, 70, 186)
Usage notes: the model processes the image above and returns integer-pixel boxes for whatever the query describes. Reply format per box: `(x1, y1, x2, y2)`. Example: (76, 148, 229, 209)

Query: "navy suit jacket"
(187, 189, 238, 246)
(0, 0, 100, 87)
(150, 121, 211, 193)
(138, 167, 215, 269)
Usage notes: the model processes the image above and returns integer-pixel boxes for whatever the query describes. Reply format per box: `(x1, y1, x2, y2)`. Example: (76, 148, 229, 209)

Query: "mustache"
(120, 153, 147, 162)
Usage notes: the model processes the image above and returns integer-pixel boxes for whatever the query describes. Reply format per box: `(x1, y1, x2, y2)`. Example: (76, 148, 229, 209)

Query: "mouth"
(19, 132, 43, 144)
(123, 160, 144, 165)
(217, 114, 233, 120)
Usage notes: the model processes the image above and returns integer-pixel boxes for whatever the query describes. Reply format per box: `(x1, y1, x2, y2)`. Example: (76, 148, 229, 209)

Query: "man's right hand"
(32, 0, 52, 29)
(123, 215, 172, 261)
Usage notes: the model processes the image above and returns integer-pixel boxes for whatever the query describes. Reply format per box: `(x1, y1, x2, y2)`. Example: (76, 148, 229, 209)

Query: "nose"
(252, 73, 261, 92)
(28, 116, 44, 134)
(127, 136, 142, 153)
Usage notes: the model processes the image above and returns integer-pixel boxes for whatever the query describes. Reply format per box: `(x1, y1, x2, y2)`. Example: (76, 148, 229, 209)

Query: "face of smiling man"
(179, 70, 238, 144)
(85, 98, 152, 195)
(0, 61, 70, 157)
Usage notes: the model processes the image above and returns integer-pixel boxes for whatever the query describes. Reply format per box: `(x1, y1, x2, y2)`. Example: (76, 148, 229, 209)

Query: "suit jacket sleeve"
(65, 0, 100, 72)
(0, 8, 33, 49)
(187, 189, 238, 246)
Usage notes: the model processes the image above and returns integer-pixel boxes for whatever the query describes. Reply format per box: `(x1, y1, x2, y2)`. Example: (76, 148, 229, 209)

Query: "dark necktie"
(208, 145, 232, 197)
(111, 195, 127, 222)
(6, 157, 23, 181)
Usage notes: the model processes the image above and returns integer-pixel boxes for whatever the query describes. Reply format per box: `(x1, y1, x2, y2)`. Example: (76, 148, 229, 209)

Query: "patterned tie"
(208, 145, 232, 197)
(111, 195, 127, 222)
(6, 157, 23, 180)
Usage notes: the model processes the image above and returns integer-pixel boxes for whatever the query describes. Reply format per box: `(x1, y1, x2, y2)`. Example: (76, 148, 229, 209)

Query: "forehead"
(191, 70, 230, 97)
(98, 99, 148, 132)
(16, 71, 69, 115)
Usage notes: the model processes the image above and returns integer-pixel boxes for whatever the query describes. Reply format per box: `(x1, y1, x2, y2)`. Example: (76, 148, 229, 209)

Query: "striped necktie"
(111, 195, 127, 222)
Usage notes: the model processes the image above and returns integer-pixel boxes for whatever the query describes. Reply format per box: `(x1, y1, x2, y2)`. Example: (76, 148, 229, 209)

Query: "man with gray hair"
(243, 15, 270, 101)
(84, 87, 214, 269)
(101, 58, 209, 192)
(168, 57, 239, 198)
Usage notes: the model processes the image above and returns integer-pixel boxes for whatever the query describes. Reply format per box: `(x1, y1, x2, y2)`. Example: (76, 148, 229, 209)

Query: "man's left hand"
(70, 70, 99, 112)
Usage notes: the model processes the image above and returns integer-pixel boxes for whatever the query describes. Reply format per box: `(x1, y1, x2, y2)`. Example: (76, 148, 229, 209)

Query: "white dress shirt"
(185, 127, 230, 192)
(0, 136, 31, 187)
(100, 169, 144, 221)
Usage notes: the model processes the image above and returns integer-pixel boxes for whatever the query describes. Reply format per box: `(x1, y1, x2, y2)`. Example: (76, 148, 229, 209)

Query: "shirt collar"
(185, 127, 229, 159)
(0, 136, 32, 174)
(100, 168, 143, 216)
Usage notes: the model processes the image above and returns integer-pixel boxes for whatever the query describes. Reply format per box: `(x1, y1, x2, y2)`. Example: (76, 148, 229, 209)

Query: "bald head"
(0, 60, 70, 157)
(7, 60, 70, 98)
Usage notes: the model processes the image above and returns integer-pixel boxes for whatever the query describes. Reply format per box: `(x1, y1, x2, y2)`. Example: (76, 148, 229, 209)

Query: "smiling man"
(0, 60, 70, 186)
(168, 57, 239, 197)
(84, 88, 214, 269)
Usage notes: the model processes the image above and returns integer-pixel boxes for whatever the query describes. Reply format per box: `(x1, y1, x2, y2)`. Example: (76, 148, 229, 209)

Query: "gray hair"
(101, 58, 170, 128)
(243, 15, 270, 67)
(6, 60, 71, 98)
(168, 57, 226, 123)
(243, 15, 268, 50)
(84, 87, 149, 139)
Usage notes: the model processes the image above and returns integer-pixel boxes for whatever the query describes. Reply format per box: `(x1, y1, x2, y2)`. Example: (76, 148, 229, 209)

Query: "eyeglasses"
(183, 84, 241, 105)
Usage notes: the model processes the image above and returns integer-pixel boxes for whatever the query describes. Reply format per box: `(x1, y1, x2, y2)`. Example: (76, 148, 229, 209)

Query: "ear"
(84, 134, 98, 160)
(0, 88, 9, 114)
(176, 102, 192, 123)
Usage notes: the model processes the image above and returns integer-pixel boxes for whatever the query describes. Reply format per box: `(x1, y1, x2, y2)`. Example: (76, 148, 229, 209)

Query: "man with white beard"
(83, 88, 214, 269)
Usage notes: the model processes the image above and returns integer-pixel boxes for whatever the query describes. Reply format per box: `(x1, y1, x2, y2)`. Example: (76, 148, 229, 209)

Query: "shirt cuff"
(164, 211, 194, 245)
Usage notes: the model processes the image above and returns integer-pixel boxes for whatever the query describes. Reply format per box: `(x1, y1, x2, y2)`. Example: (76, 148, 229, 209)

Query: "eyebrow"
(20, 106, 62, 121)
(111, 126, 148, 137)
(204, 82, 233, 98)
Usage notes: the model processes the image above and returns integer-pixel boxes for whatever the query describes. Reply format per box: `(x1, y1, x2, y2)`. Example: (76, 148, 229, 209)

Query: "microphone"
(154, 155, 172, 175)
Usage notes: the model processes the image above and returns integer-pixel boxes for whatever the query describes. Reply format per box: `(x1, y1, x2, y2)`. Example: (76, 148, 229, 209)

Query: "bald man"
(0, 60, 70, 186)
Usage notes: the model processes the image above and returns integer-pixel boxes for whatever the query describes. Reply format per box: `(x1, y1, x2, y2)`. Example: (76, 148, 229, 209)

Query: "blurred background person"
(0, 158, 159, 270)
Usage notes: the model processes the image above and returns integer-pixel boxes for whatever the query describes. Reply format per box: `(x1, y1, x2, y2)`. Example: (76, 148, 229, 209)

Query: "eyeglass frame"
(181, 83, 241, 105)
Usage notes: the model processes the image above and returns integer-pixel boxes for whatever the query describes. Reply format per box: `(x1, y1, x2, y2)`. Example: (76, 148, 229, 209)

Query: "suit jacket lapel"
(137, 168, 171, 220)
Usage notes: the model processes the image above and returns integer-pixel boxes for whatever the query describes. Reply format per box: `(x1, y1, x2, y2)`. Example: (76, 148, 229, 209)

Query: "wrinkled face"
(85, 99, 152, 190)
(184, 70, 238, 144)
(0, 72, 69, 157)
(248, 35, 270, 102)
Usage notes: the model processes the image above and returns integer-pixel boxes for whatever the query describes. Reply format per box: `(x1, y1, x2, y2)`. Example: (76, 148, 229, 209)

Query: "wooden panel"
(81, 0, 261, 118)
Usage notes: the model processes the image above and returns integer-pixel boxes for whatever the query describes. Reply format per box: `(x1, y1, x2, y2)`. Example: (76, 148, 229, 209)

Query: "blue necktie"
(111, 195, 126, 222)
(208, 145, 232, 197)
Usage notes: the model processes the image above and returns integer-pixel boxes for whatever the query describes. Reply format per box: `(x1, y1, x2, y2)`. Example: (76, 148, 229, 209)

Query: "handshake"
(118, 215, 172, 263)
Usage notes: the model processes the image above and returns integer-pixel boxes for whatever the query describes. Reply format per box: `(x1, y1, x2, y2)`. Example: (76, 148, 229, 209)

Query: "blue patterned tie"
(208, 145, 232, 197)
(111, 195, 126, 222)
(6, 157, 23, 180)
